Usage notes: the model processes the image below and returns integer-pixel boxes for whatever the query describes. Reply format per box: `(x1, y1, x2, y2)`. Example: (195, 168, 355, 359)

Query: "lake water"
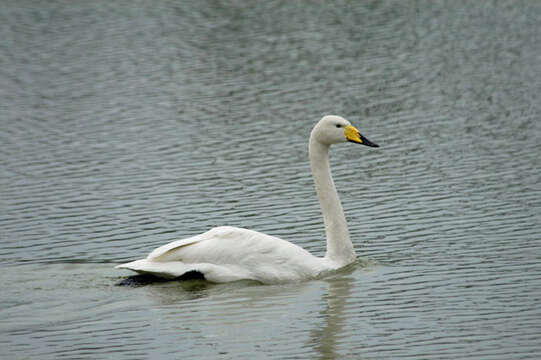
(1, 1, 541, 359)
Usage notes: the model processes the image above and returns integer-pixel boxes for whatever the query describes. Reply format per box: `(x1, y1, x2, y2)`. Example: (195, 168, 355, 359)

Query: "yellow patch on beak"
(344, 125, 363, 144)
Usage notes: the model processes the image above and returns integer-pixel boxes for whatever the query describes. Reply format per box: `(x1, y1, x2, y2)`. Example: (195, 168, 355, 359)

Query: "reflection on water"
(2, 0, 541, 359)
(309, 271, 356, 360)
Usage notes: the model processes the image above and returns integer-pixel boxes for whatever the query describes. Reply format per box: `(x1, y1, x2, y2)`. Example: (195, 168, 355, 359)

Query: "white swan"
(116, 115, 378, 284)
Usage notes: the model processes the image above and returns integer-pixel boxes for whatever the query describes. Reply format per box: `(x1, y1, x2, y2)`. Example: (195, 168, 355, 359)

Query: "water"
(1, 1, 541, 358)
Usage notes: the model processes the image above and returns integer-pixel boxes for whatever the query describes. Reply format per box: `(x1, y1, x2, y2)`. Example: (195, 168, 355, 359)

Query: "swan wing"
(147, 233, 205, 261)
(149, 226, 318, 266)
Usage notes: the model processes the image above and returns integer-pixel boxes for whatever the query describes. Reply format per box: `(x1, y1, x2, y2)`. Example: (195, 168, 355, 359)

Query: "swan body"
(116, 115, 378, 284)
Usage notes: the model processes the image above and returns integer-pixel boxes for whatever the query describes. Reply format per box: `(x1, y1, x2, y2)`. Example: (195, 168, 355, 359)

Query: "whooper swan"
(116, 115, 378, 284)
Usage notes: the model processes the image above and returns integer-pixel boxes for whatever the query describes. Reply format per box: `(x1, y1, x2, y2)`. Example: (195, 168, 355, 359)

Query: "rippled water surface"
(2, 1, 541, 359)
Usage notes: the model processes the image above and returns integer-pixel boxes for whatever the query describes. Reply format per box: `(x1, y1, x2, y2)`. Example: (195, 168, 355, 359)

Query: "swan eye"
(335, 124, 342, 128)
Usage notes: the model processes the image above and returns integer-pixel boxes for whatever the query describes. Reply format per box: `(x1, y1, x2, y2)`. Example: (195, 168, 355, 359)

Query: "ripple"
(2, 1, 541, 359)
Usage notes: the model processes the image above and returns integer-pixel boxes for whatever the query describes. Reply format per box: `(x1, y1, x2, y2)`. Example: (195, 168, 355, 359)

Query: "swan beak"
(344, 125, 379, 147)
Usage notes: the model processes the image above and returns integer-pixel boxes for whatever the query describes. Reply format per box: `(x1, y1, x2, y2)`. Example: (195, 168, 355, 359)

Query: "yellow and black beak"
(344, 125, 379, 147)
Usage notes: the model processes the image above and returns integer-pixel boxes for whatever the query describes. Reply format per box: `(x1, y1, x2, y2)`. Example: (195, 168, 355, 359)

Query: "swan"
(116, 115, 378, 284)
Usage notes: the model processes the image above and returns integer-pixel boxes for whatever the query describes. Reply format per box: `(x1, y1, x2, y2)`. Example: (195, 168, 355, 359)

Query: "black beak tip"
(359, 134, 379, 148)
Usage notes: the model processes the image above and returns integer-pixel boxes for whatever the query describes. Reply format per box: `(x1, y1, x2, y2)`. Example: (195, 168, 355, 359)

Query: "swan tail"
(115, 259, 200, 280)
(116, 259, 254, 283)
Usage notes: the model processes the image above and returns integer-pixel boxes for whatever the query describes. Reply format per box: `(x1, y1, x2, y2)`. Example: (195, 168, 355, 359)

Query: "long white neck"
(309, 135, 356, 266)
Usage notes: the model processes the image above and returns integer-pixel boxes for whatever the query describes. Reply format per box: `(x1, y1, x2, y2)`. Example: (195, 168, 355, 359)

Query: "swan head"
(312, 115, 379, 147)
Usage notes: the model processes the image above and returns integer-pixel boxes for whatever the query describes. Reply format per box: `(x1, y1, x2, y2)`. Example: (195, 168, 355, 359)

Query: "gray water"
(1, 1, 541, 359)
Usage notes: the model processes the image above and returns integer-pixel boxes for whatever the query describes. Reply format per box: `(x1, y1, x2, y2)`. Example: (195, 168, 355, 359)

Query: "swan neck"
(309, 136, 356, 266)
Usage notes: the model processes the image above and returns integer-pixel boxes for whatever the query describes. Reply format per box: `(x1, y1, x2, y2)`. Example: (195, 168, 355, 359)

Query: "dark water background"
(1, 1, 540, 359)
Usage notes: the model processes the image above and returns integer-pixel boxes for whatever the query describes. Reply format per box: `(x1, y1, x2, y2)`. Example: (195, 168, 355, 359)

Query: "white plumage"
(116, 115, 378, 284)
